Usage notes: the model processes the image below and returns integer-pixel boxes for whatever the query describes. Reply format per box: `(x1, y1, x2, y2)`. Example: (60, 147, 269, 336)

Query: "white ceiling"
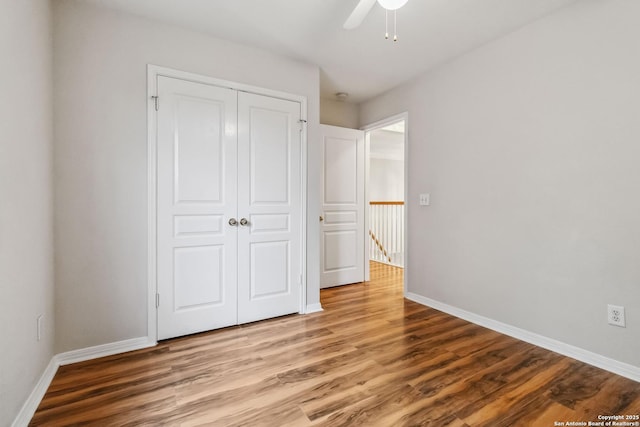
(85, 0, 580, 103)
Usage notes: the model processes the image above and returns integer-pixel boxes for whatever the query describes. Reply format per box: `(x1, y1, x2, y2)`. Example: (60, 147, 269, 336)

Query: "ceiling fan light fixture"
(377, 0, 408, 11)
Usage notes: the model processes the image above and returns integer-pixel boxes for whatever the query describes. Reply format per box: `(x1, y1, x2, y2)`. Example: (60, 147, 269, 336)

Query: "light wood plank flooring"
(31, 262, 639, 426)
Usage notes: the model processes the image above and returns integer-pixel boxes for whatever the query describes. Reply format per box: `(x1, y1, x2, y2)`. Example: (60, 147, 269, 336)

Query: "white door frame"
(361, 112, 409, 293)
(147, 64, 308, 342)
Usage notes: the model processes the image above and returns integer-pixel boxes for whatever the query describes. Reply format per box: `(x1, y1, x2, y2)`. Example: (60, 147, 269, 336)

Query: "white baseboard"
(56, 336, 156, 366)
(11, 358, 59, 427)
(405, 292, 640, 383)
(12, 336, 156, 427)
(305, 303, 324, 314)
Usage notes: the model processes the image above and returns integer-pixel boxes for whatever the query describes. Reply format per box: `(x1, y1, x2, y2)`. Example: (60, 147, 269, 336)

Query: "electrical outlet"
(607, 304, 625, 327)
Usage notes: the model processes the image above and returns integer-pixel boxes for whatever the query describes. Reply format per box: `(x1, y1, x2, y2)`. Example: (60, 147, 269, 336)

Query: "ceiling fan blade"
(343, 0, 377, 30)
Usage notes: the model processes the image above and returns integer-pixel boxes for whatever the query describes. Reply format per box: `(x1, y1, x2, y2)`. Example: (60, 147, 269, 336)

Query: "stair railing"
(369, 201, 404, 267)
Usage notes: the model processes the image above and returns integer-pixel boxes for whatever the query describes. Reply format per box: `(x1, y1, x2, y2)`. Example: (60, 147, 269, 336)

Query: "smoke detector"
(335, 92, 349, 102)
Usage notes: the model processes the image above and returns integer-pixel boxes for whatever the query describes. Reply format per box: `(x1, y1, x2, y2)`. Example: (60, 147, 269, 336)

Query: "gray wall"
(369, 129, 405, 201)
(360, 0, 640, 367)
(369, 158, 404, 202)
(0, 0, 55, 424)
(53, 0, 321, 352)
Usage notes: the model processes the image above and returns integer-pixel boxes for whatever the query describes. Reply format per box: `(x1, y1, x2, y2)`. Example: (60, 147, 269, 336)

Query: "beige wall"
(320, 98, 359, 129)
(53, 0, 321, 353)
(0, 0, 55, 424)
(361, 0, 640, 367)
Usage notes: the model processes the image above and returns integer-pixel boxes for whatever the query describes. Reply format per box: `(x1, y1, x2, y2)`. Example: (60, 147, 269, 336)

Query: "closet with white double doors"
(154, 74, 304, 340)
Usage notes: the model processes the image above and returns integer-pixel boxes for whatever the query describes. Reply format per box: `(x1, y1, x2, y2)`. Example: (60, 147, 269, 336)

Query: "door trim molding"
(147, 64, 308, 341)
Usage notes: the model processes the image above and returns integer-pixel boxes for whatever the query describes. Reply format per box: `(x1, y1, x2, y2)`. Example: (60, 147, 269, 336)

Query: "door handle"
(240, 218, 249, 226)
(228, 218, 238, 226)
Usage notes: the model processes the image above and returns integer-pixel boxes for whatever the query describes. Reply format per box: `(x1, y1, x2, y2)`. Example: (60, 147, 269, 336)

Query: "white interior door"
(157, 76, 238, 340)
(237, 92, 302, 323)
(320, 124, 365, 288)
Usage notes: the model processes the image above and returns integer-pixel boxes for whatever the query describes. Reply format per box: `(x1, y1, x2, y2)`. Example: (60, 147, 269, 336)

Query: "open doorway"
(363, 114, 407, 290)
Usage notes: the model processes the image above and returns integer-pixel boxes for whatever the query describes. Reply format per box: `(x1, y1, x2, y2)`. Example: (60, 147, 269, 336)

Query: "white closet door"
(237, 92, 302, 323)
(320, 124, 365, 288)
(157, 76, 238, 340)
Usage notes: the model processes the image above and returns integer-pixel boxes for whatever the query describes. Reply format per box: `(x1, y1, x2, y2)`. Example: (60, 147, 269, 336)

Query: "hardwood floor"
(32, 262, 639, 426)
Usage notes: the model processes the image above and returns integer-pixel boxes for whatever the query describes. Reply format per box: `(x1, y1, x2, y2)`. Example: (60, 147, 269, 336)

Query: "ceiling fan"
(343, 0, 409, 30)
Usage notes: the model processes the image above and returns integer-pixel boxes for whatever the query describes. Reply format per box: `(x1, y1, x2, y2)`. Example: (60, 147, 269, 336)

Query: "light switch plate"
(419, 193, 430, 206)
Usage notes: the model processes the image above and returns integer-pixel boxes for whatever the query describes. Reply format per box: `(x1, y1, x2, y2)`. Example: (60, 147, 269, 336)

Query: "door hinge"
(156, 293, 160, 308)
(299, 274, 303, 286)
(151, 95, 159, 111)
(298, 119, 306, 131)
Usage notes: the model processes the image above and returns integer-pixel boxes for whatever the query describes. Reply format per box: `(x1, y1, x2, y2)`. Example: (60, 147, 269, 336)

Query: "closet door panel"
(157, 76, 238, 340)
(237, 92, 302, 323)
(249, 108, 290, 204)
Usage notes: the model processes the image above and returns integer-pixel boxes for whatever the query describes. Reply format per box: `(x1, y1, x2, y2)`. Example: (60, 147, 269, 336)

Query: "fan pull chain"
(385, 10, 389, 39)
(384, 9, 399, 41)
(394, 10, 397, 41)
